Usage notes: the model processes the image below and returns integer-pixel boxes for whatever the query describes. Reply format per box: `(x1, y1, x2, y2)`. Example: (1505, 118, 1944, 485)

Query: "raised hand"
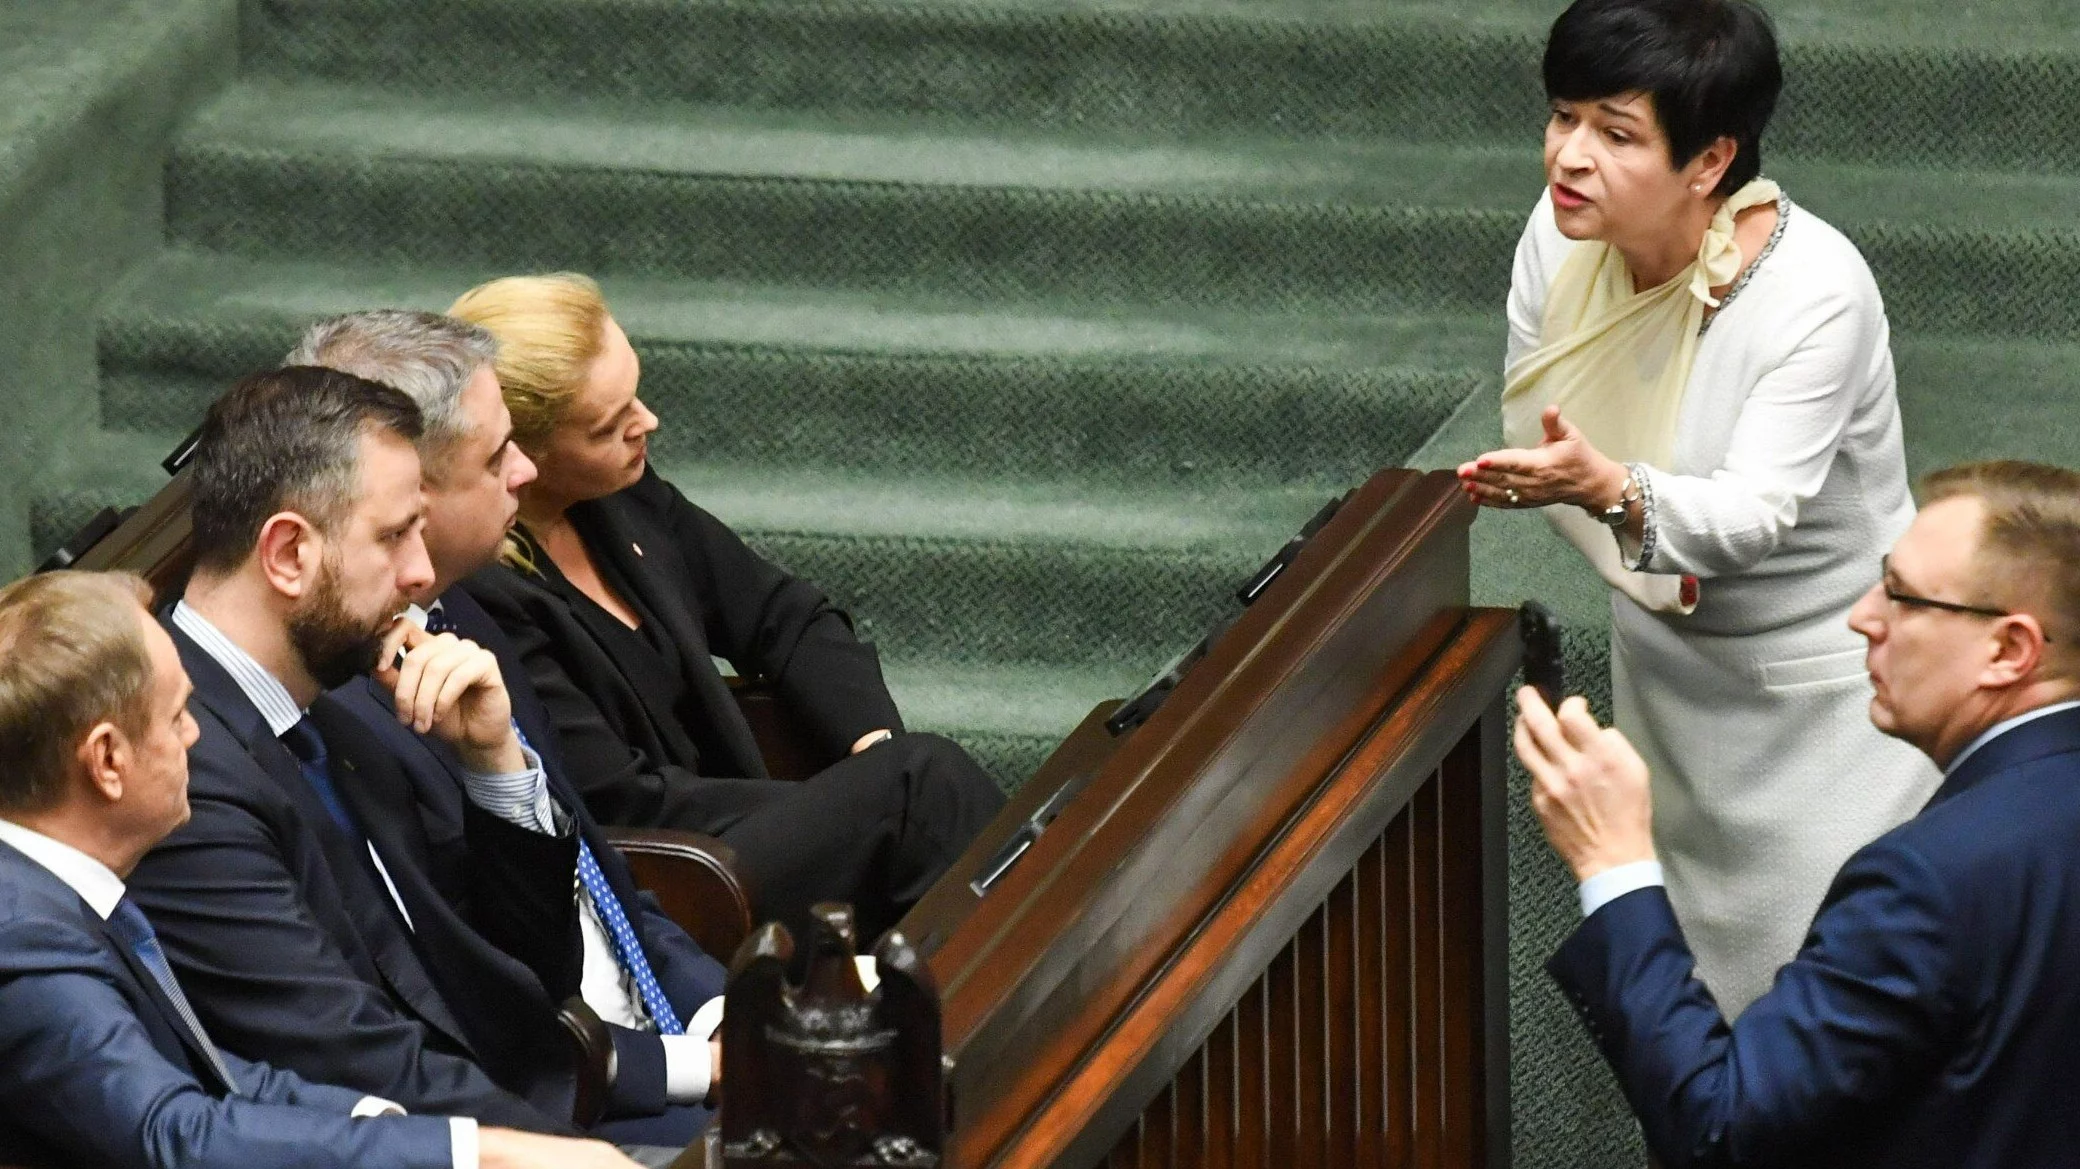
(1457, 405, 1630, 512)
(373, 620, 525, 774)
(1513, 686, 1657, 883)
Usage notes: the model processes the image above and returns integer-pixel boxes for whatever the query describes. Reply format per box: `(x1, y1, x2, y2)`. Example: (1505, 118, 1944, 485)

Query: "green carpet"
(6, 0, 2076, 1164)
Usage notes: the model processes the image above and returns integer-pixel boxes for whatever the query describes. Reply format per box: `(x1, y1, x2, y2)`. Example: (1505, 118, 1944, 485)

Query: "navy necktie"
(422, 602, 458, 637)
(280, 717, 355, 835)
(107, 898, 239, 1093)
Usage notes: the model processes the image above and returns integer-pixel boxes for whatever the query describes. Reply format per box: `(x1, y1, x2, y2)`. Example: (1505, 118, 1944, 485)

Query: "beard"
(287, 555, 398, 691)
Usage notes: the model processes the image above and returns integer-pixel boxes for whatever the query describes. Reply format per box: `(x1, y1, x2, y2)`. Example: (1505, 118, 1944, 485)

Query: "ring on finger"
(1506, 488, 1521, 506)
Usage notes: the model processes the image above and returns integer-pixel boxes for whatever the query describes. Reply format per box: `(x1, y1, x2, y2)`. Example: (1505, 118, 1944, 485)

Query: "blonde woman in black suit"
(450, 273, 1004, 941)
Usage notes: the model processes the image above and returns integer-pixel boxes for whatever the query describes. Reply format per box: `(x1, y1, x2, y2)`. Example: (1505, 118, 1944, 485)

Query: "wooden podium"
(714, 469, 1516, 1169)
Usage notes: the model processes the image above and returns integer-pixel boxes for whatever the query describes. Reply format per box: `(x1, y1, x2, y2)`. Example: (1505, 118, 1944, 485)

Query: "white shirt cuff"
(449, 1116, 478, 1169)
(1578, 860, 1665, 918)
(350, 1094, 406, 1118)
(663, 996, 729, 1104)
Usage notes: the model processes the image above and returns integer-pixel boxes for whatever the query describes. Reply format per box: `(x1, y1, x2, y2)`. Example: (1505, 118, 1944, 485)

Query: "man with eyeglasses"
(1514, 459, 2080, 1168)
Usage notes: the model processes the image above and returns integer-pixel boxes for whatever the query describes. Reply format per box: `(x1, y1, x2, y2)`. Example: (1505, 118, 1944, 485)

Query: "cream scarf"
(1502, 179, 1780, 614)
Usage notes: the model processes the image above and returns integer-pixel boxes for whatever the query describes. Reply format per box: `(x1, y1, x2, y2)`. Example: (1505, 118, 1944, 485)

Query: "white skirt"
(1609, 596, 1941, 1017)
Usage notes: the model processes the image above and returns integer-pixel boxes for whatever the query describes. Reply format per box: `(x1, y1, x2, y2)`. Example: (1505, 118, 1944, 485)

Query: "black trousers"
(684, 733, 1006, 944)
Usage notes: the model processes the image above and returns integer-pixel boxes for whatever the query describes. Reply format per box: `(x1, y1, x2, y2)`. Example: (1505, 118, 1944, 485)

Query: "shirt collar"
(170, 600, 305, 737)
(0, 817, 126, 919)
(1945, 699, 2080, 778)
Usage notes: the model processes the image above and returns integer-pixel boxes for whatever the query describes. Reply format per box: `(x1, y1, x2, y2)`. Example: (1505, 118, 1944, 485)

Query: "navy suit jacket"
(125, 619, 583, 1133)
(332, 588, 728, 1119)
(0, 841, 453, 1169)
(1550, 705, 2080, 1168)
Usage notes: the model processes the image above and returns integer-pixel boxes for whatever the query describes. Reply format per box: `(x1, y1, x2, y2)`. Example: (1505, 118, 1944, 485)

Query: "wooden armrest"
(555, 996, 615, 1129)
(606, 828, 757, 962)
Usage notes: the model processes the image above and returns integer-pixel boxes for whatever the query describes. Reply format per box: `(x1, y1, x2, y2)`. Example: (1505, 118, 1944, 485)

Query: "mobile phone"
(1519, 601, 1565, 708)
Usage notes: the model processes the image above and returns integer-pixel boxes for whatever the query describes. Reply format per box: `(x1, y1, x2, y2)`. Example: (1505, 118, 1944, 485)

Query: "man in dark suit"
(125, 365, 705, 1148)
(287, 310, 729, 1145)
(0, 570, 637, 1169)
(1516, 459, 2080, 1168)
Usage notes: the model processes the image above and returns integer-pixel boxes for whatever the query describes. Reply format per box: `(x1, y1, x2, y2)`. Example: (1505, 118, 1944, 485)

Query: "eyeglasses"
(1879, 555, 2052, 642)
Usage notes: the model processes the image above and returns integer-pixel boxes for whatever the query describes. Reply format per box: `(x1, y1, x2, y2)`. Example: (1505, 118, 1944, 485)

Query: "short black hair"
(1543, 0, 1781, 196)
(189, 365, 424, 573)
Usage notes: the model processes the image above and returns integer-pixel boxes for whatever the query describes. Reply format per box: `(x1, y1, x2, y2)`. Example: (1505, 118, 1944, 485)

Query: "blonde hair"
(447, 273, 609, 454)
(0, 572, 156, 814)
(1921, 460, 2080, 655)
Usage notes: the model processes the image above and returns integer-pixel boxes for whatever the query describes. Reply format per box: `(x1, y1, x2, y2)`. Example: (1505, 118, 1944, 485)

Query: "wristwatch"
(1592, 470, 1642, 528)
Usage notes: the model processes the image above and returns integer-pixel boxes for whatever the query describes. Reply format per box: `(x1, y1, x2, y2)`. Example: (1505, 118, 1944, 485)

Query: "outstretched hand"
(1514, 686, 1656, 883)
(1458, 405, 1629, 512)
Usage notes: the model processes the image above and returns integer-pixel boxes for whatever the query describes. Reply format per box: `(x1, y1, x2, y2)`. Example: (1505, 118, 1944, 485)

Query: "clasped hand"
(1513, 687, 1656, 883)
(1457, 405, 1629, 511)
(373, 621, 525, 775)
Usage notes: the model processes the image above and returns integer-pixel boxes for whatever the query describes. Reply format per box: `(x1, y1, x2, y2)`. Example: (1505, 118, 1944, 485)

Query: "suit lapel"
(95, 912, 240, 1095)
(579, 501, 712, 666)
(577, 498, 770, 779)
(170, 623, 347, 835)
(1930, 705, 2080, 808)
(514, 516, 732, 774)
(304, 696, 478, 1052)
(439, 593, 680, 989)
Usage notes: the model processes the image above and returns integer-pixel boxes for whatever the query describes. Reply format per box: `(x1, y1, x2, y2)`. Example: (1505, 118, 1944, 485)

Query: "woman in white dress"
(1458, 0, 1940, 1016)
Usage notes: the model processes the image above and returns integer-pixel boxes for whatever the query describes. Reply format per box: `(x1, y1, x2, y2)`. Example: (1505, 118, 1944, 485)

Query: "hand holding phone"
(1519, 601, 1565, 708)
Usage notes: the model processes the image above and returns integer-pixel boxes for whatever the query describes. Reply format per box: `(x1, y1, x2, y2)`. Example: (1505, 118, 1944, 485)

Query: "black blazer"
(332, 586, 730, 1120)
(1549, 705, 2080, 1168)
(124, 619, 583, 1133)
(461, 467, 903, 828)
(0, 842, 454, 1169)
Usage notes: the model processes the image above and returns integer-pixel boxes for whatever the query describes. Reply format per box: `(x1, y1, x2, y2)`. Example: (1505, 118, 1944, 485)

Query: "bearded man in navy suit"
(0, 571, 637, 1169)
(287, 308, 730, 1147)
(1517, 459, 2080, 1169)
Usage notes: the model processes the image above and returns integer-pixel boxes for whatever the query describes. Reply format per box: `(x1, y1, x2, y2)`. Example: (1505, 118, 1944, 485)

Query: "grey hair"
(286, 309, 498, 479)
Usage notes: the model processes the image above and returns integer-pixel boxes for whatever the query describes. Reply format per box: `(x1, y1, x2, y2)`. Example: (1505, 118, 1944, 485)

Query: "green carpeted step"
(94, 248, 1494, 488)
(661, 461, 1332, 668)
(164, 82, 2080, 337)
(165, 81, 1533, 315)
(25, 428, 173, 565)
(1893, 333, 2080, 480)
(238, 0, 2080, 172)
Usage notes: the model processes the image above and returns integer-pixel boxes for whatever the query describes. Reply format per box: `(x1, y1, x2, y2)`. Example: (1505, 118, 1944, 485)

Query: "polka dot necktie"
(577, 842, 683, 1034)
